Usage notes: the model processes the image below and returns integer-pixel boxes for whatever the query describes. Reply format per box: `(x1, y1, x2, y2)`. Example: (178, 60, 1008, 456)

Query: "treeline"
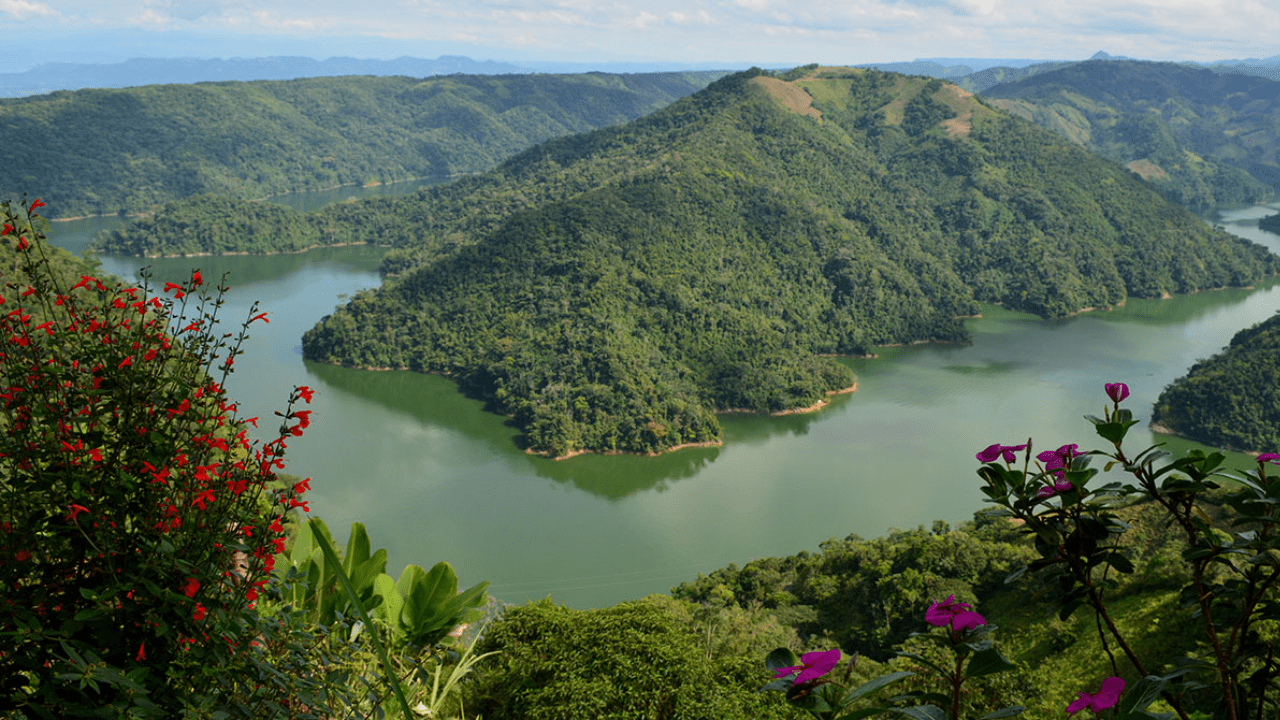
(96, 67, 1280, 456)
(293, 69, 1278, 456)
(1152, 310, 1280, 453)
(464, 501, 1197, 718)
(982, 60, 1280, 210)
(0, 71, 722, 218)
(1261, 212, 1280, 234)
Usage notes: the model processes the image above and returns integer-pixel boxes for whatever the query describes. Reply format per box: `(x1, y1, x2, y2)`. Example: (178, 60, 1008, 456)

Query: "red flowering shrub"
(0, 198, 337, 717)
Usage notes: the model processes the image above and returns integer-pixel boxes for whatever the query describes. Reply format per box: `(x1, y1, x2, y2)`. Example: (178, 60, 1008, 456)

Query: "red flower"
(15, 549, 30, 562)
(297, 386, 314, 403)
(249, 312, 269, 324)
(182, 578, 200, 598)
(65, 504, 89, 522)
(191, 490, 216, 511)
(193, 603, 207, 621)
(118, 356, 133, 369)
(192, 270, 203, 286)
(136, 642, 146, 662)
(286, 498, 310, 512)
(28, 198, 45, 212)
(292, 477, 311, 494)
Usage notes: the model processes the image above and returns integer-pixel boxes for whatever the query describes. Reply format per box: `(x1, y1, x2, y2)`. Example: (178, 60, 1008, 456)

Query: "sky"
(0, 0, 1277, 72)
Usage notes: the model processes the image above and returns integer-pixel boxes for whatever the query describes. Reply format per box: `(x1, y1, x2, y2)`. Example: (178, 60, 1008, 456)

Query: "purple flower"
(1104, 383, 1129, 403)
(1036, 479, 1075, 500)
(1037, 443, 1080, 479)
(772, 648, 841, 685)
(1258, 453, 1280, 466)
(1067, 677, 1125, 715)
(925, 595, 987, 632)
(977, 443, 1029, 464)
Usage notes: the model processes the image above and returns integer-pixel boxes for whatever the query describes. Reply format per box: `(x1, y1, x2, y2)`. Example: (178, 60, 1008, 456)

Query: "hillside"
(289, 67, 1280, 458)
(1152, 311, 1280, 453)
(981, 60, 1280, 210)
(0, 71, 722, 219)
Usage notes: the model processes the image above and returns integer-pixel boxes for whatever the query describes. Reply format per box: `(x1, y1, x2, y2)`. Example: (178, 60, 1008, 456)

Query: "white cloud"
(0, 0, 57, 19)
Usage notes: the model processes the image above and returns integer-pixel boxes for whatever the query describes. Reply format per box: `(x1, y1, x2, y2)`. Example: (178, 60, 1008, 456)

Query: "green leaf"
(766, 647, 801, 673)
(1117, 675, 1169, 715)
(342, 522, 372, 577)
(965, 647, 1018, 679)
(886, 705, 947, 720)
(841, 671, 914, 705)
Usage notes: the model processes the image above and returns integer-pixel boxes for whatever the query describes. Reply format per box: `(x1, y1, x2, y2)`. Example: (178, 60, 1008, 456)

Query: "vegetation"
(286, 67, 1278, 457)
(982, 60, 1280, 210)
(0, 71, 722, 218)
(1261, 212, 1280, 234)
(1, 200, 488, 718)
(1152, 310, 1280, 453)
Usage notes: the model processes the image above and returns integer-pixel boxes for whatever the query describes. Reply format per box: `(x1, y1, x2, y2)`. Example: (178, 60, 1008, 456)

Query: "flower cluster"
(0, 198, 319, 715)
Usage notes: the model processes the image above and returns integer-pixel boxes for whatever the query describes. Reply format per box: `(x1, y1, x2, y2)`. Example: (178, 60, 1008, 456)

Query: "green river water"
(44, 186, 1280, 609)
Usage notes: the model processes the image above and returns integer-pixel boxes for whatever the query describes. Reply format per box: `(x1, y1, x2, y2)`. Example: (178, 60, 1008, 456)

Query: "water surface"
(44, 194, 1280, 609)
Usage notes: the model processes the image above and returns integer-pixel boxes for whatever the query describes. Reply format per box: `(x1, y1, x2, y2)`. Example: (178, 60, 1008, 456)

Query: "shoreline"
(323, 359, 858, 460)
(1149, 421, 1270, 457)
(133, 241, 391, 259)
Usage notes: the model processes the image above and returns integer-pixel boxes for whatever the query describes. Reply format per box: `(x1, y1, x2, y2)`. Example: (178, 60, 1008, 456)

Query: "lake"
(45, 188, 1280, 610)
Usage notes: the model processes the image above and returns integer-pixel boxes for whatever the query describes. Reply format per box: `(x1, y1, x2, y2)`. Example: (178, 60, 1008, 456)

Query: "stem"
(950, 641, 964, 720)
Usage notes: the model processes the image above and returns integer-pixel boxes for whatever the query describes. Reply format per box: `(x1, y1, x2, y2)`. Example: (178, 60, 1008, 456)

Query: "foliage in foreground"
(0, 198, 485, 718)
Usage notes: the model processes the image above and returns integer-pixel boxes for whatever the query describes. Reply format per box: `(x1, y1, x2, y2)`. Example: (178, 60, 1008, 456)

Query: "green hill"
(1152, 311, 1280, 453)
(0, 71, 722, 219)
(289, 67, 1280, 458)
(981, 60, 1280, 210)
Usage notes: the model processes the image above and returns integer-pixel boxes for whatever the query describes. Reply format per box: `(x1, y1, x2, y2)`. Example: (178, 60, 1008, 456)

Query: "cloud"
(0, 0, 57, 19)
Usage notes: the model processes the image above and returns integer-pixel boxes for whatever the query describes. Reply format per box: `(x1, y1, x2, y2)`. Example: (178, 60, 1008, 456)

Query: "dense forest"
(1152, 311, 1280, 453)
(981, 60, 1280, 210)
(0, 71, 722, 218)
(272, 67, 1278, 458)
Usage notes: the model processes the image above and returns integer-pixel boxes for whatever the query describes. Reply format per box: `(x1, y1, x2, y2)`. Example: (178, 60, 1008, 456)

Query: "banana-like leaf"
(342, 523, 372, 577)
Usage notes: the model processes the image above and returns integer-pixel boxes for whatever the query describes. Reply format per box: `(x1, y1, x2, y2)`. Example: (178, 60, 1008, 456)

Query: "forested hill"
(294, 67, 1280, 458)
(0, 71, 722, 219)
(981, 60, 1280, 210)
(1152, 311, 1280, 453)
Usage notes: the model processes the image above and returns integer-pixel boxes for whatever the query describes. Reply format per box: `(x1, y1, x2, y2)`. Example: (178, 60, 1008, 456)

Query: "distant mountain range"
(0, 55, 749, 97)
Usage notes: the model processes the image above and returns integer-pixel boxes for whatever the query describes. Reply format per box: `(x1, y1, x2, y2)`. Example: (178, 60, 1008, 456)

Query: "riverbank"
(1150, 421, 1271, 457)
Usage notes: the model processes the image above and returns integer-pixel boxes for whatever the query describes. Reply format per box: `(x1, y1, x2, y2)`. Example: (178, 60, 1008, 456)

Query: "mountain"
(0, 71, 724, 219)
(980, 60, 1280, 210)
(0, 55, 527, 96)
(277, 67, 1278, 458)
(1152, 311, 1280, 454)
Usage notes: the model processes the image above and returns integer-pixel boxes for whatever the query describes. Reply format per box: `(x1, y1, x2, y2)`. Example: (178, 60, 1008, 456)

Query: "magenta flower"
(977, 443, 1028, 464)
(1258, 453, 1280, 466)
(1037, 443, 1080, 479)
(1104, 383, 1129, 403)
(1067, 677, 1125, 715)
(772, 648, 842, 685)
(925, 595, 987, 631)
(1036, 479, 1075, 500)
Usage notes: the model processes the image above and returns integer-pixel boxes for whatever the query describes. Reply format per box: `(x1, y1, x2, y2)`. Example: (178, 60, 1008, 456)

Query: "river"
(43, 187, 1280, 610)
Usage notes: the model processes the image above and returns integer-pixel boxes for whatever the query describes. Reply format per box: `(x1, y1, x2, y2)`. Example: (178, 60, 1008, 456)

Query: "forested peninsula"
(283, 67, 1277, 458)
(1152, 310, 1280, 453)
(0, 71, 722, 219)
(983, 60, 1280, 210)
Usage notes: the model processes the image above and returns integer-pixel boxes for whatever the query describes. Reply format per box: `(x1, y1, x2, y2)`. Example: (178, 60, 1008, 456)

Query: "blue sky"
(1, 0, 1276, 71)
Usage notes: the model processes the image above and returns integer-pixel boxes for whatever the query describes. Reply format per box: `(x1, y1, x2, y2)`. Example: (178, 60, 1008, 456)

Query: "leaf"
(1116, 675, 1168, 715)
(965, 647, 1018, 679)
(980, 706, 1026, 719)
(342, 522, 372, 577)
(766, 648, 801, 673)
(841, 671, 914, 704)
(886, 705, 947, 720)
